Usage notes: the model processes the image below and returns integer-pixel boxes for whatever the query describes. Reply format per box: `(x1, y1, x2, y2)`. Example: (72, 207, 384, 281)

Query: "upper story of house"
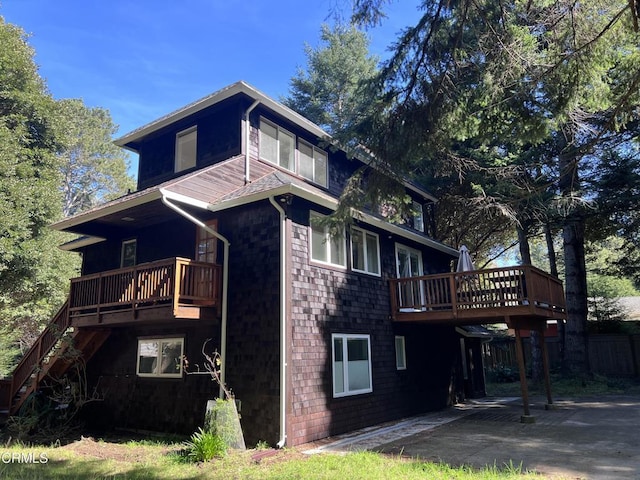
(51, 82, 460, 326)
(116, 81, 435, 230)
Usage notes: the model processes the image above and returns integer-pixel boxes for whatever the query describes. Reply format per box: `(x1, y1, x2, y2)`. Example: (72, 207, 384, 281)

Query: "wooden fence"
(485, 334, 640, 377)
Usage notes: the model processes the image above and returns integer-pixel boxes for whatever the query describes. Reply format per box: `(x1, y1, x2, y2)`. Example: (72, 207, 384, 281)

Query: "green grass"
(0, 443, 549, 480)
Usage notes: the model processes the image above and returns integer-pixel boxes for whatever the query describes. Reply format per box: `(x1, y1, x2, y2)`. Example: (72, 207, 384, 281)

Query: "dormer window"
(175, 127, 197, 172)
(299, 139, 328, 187)
(260, 119, 294, 171)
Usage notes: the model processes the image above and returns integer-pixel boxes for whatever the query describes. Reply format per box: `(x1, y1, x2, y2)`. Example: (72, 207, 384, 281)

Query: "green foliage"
(204, 398, 245, 450)
(345, 0, 640, 373)
(182, 427, 227, 462)
(56, 99, 135, 217)
(0, 18, 81, 375)
(284, 23, 379, 136)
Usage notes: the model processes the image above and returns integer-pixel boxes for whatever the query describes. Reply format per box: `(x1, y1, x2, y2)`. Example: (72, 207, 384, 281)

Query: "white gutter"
(160, 189, 232, 399)
(269, 196, 288, 448)
(244, 100, 260, 184)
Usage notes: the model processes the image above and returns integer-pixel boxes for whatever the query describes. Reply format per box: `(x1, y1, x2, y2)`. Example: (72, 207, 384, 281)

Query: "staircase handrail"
(1, 299, 70, 414)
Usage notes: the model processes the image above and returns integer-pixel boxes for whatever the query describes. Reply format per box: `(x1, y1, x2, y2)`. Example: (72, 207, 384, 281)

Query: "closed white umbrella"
(456, 245, 476, 272)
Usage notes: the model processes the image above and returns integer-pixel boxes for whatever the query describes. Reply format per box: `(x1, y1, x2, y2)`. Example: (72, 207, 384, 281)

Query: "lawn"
(0, 438, 547, 480)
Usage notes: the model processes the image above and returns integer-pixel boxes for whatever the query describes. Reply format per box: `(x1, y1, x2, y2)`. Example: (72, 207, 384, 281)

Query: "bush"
(183, 427, 227, 462)
(487, 365, 520, 383)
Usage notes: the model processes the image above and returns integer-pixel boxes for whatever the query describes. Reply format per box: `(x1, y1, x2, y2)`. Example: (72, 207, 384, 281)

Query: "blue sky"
(1, 0, 421, 141)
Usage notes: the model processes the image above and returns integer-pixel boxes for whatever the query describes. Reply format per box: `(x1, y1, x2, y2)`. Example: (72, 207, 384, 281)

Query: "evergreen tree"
(348, 1, 640, 373)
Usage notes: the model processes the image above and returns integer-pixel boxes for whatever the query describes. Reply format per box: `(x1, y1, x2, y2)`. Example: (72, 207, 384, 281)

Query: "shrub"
(183, 427, 227, 462)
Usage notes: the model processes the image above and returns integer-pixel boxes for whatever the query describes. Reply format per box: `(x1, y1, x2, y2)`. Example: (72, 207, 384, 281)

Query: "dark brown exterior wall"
(82, 322, 220, 435)
(287, 205, 458, 446)
(80, 217, 196, 275)
(217, 201, 282, 446)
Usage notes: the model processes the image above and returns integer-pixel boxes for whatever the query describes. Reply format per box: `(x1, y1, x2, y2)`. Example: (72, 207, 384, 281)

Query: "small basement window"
(137, 338, 184, 378)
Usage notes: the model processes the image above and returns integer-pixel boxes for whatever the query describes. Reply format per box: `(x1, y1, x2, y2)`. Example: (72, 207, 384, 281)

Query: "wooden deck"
(69, 257, 221, 326)
(389, 265, 566, 326)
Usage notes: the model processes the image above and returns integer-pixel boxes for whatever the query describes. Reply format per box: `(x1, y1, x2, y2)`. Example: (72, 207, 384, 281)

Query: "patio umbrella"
(456, 245, 476, 272)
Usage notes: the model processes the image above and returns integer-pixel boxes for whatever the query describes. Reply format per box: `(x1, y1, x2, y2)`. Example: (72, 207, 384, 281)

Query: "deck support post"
(513, 324, 535, 423)
(537, 324, 555, 409)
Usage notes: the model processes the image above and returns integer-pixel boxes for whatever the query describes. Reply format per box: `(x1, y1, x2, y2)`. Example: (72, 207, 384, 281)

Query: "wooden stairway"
(0, 299, 110, 417)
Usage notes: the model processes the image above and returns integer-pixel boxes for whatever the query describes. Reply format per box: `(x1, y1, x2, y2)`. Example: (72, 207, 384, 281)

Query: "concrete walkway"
(303, 395, 640, 479)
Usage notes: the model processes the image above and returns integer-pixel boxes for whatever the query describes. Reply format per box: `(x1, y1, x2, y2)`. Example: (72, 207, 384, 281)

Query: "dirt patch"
(59, 436, 177, 463)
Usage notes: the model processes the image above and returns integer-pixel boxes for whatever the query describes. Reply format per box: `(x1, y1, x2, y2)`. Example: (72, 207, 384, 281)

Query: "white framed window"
(395, 336, 407, 370)
(350, 227, 381, 276)
(259, 119, 295, 171)
(332, 333, 372, 397)
(412, 201, 424, 232)
(310, 212, 346, 267)
(137, 337, 184, 378)
(175, 127, 197, 172)
(120, 239, 137, 268)
(298, 139, 328, 187)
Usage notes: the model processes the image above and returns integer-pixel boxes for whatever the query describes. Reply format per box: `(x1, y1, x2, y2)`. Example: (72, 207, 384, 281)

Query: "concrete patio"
(303, 395, 640, 479)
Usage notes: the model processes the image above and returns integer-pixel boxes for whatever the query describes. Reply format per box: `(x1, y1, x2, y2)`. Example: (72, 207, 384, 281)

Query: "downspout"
(269, 196, 287, 448)
(245, 100, 260, 185)
(160, 190, 231, 399)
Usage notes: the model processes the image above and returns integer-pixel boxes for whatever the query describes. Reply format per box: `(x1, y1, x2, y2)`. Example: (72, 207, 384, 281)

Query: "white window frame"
(395, 336, 407, 370)
(412, 201, 425, 233)
(298, 139, 328, 187)
(395, 243, 425, 311)
(310, 211, 346, 268)
(350, 226, 381, 276)
(136, 337, 184, 378)
(175, 126, 197, 172)
(259, 118, 295, 171)
(332, 333, 373, 398)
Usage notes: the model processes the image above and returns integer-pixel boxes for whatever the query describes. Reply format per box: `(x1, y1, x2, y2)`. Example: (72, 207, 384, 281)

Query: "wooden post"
(514, 325, 535, 423)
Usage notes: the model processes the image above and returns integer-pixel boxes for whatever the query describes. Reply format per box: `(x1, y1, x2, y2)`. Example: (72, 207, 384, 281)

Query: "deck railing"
(0, 301, 70, 414)
(389, 265, 565, 320)
(69, 257, 221, 316)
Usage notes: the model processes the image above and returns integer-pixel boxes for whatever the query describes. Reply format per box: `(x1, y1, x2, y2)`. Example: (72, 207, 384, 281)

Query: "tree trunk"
(544, 221, 564, 368)
(517, 223, 543, 383)
(544, 222, 558, 277)
(562, 215, 590, 374)
(516, 224, 532, 264)
(558, 144, 590, 375)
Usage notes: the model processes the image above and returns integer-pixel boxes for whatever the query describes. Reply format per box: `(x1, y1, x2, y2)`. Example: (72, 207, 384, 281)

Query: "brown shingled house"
(0, 82, 566, 446)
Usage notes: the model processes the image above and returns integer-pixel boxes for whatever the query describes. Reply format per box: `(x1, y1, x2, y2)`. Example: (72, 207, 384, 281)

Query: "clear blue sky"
(1, 0, 420, 140)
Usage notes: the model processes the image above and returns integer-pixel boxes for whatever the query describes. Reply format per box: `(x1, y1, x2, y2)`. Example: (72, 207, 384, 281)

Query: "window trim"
(350, 226, 381, 277)
(309, 211, 347, 269)
(259, 118, 295, 171)
(298, 138, 328, 187)
(395, 336, 407, 370)
(136, 337, 185, 378)
(332, 333, 373, 398)
(175, 126, 197, 173)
